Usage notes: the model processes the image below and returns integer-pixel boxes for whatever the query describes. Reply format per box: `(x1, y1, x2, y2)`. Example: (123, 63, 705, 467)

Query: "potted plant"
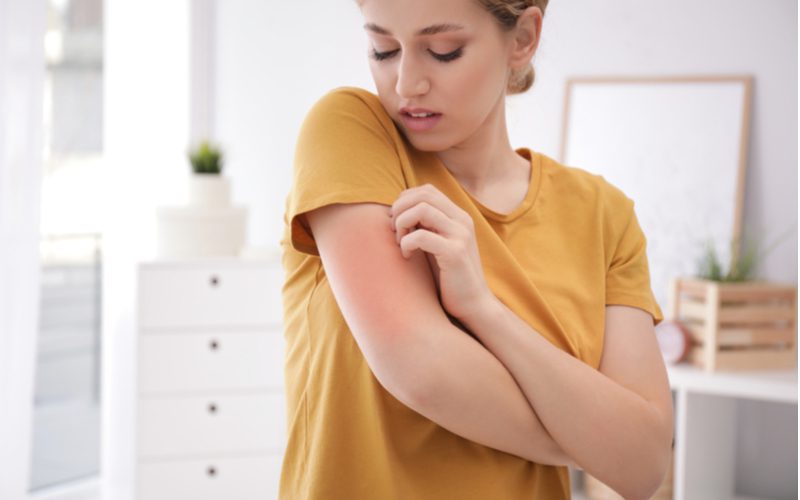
(187, 140, 231, 208)
(155, 139, 248, 259)
(668, 229, 796, 371)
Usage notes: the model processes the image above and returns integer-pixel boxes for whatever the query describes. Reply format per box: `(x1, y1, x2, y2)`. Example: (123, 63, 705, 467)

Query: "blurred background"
(0, 0, 797, 499)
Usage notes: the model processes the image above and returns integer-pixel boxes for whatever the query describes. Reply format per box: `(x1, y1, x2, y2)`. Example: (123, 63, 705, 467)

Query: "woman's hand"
(390, 184, 492, 320)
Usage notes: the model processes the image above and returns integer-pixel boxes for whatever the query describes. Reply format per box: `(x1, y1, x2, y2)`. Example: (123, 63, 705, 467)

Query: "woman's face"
(359, 0, 514, 152)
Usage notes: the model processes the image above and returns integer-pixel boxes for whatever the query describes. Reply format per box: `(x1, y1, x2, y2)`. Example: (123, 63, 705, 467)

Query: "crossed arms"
(305, 201, 673, 500)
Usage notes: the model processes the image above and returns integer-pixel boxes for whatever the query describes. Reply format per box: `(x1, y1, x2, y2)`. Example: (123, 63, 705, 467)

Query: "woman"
(280, 0, 674, 498)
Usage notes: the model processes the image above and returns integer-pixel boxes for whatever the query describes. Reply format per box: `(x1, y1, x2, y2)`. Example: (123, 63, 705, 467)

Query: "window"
(31, 0, 104, 492)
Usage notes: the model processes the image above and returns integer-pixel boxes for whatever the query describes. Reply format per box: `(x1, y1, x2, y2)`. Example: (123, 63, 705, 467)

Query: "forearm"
(460, 297, 670, 500)
(378, 315, 573, 466)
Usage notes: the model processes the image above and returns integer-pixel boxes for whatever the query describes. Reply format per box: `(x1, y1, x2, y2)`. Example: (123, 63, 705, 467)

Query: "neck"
(434, 93, 527, 194)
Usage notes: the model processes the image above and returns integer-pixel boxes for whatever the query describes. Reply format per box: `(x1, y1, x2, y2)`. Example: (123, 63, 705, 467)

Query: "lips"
(400, 107, 440, 118)
(399, 107, 442, 132)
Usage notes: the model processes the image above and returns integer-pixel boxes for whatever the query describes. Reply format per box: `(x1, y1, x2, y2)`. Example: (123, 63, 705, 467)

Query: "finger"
(399, 228, 450, 259)
(392, 184, 470, 225)
(393, 201, 460, 243)
(393, 185, 460, 219)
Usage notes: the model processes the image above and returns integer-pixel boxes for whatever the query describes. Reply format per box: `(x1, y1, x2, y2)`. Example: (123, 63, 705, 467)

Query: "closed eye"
(371, 48, 400, 61)
(430, 47, 463, 62)
(370, 47, 464, 63)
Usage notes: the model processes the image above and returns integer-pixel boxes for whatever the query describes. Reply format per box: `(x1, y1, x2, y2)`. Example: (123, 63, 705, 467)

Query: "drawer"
(138, 330, 284, 394)
(137, 391, 286, 458)
(138, 263, 283, 329)
(136, 452, 283, 500)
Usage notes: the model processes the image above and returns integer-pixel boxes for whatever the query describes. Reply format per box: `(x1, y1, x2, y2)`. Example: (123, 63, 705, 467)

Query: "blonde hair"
(475, 0, 548, 94)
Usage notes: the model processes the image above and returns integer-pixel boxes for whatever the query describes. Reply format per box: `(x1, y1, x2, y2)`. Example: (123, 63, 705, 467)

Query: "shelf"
(572, 489, 775, 500)
(666, 362, 797, 403)
(140, 255, 281, 267)
(140, 246, 283, 267)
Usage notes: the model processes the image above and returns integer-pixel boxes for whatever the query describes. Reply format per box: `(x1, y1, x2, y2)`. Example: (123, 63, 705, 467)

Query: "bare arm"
(460, 299, 674, 500)
(306, 201, 574, 466)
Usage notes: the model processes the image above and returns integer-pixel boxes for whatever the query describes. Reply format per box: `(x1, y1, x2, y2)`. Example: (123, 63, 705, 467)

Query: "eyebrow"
(363, 22, 465, 37)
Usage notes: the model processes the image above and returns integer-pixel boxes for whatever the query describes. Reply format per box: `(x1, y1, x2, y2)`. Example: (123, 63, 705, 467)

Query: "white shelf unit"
(669, 364, 796, 500)
(573, 364, 797, 500)
(135, 257, 286, 500)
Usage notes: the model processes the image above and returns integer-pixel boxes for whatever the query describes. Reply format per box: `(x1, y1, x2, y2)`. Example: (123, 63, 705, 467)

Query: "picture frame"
(560, 75, 752, 310)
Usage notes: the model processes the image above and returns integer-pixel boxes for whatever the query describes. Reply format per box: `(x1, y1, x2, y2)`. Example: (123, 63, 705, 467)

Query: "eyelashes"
(431, 48, 463, 62)
(371, 49, 399, 61)
(370, 47, 464, 63)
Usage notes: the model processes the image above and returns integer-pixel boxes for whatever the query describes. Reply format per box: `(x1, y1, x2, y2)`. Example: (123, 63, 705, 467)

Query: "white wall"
(214, 0, 797, 287)
(214, 0, 373, 252)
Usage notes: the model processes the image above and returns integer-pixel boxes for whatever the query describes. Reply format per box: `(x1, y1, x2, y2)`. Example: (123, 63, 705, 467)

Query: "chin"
(395, 126, 451, 153)
(406, 137, 442, 152)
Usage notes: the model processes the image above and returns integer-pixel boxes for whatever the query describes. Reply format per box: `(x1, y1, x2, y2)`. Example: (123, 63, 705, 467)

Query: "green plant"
(188, 140, 224, 174)
(695, 224, 794, 282)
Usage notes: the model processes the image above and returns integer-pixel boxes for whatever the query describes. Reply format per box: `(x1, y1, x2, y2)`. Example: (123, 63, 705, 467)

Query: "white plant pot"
(189, 173, 231, 207)
(156, 173, 248, 259)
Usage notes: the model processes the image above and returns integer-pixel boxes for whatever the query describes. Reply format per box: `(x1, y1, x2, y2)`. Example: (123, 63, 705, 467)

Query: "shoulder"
(297, 86, 399, 146)
(304, 86, 391, 126)
(537, 152, 635, 242)
(539, 152, 634, 215)
(311, 86, 378, 108)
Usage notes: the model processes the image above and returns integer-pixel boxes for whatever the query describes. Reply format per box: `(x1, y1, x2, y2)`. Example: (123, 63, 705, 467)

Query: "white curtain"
(0, 0, 46, 499)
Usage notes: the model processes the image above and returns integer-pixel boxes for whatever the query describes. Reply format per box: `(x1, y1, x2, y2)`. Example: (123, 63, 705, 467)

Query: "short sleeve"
(606, 200, 664, 326)
(285, 87, 407, 256)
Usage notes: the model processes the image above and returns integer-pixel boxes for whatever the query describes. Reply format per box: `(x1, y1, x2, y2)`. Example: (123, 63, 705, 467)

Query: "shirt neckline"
(434, 147, 541, 223)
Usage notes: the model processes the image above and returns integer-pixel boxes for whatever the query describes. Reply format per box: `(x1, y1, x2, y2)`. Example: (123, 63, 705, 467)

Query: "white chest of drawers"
(135, 258, 285, 500)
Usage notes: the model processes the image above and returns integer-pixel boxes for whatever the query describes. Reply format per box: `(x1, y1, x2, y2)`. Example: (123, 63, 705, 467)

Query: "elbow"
(603, 414, 674, 500)
(363, 328, 440, 413)
(400, 360, 443, 414)
(628, 463, 670, 500)
(645, 435, 674, 500)
(371, 366, 419, 409)
(628, 402, 673, 499)
(367, 352, 425, 411)
(618, 437, 673, 500)
(393, 345, 457, 419)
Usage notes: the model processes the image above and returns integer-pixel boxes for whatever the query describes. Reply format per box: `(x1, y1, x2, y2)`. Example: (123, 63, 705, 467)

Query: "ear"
(508, 6, 543, 70)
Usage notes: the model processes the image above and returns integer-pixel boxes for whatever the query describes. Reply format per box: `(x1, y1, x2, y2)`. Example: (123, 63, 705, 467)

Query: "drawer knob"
(209, 339, 219, 350)
(209, 274, 220, 287)
(206, 465, 217, 477)
(208, 402, 218, 413)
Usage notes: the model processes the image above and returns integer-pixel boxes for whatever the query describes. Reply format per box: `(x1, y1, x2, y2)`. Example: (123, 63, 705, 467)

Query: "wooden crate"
(667, 277, 797, 371)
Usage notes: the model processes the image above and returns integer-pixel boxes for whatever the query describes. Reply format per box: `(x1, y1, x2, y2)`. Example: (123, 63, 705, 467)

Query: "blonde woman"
(280, 0, 673, 498)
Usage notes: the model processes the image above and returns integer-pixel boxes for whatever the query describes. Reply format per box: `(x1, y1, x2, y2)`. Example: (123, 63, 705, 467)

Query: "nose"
(395, 53, 430, 98)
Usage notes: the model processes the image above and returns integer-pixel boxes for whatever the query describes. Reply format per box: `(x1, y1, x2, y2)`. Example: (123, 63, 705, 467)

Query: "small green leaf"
(694, 223, 795, 283)
(187, 139, 224, 174)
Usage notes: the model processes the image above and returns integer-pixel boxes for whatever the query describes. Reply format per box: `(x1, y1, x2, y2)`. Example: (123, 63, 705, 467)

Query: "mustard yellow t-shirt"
(279, 86, 663, 500)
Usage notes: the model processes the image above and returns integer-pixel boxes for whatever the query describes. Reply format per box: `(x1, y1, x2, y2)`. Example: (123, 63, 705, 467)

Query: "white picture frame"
(560, 75, 752, 310)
